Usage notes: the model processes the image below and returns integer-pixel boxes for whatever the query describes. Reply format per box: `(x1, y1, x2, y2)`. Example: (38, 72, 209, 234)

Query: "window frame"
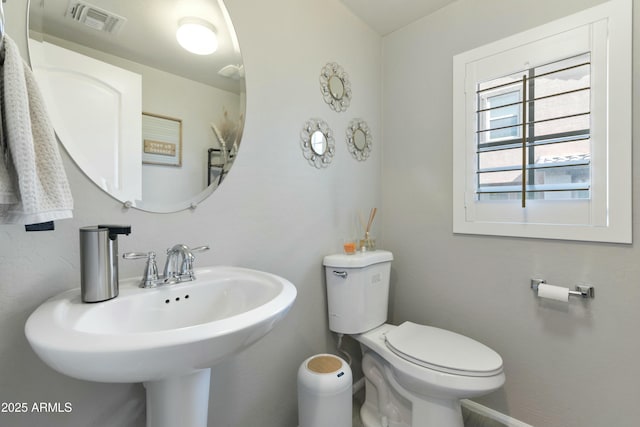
(452, 0, 631, 243)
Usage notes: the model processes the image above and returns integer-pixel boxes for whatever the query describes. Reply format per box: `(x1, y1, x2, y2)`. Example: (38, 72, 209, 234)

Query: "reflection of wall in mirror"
(141, 65, 243, 206)
(30, 34, 244, 207)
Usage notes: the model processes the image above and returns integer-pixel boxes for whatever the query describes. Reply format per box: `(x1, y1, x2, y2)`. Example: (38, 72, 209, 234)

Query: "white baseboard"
(461, 399, 534, 427)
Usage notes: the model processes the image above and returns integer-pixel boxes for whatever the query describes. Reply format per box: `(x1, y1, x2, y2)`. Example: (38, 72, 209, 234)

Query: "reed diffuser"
(359, 208, 377, 251)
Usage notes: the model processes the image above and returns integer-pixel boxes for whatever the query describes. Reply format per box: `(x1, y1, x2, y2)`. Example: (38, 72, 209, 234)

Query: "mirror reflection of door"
(28, 40, 143, 203)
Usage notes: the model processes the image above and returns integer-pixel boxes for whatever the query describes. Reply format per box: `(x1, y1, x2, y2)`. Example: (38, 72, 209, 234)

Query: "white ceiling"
(340, 0, 457, 35)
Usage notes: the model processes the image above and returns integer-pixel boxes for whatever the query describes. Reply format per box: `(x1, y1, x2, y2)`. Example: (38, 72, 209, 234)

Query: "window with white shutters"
(452, 0, 631, 243)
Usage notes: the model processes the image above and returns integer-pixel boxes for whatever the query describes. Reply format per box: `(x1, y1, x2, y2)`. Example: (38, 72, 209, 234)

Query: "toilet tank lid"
(323, 250, 393, 268)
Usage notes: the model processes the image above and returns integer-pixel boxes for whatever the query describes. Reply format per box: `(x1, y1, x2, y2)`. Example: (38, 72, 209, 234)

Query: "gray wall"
(0, 0, 381, 426)
(381, 1, 640, 426)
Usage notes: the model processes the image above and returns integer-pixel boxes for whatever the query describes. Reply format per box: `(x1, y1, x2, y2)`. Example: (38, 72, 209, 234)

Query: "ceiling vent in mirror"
(65, 1, 127, 34)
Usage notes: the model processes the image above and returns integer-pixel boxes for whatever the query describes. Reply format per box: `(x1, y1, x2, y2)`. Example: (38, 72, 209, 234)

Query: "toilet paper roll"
(537, 283, 569, 302)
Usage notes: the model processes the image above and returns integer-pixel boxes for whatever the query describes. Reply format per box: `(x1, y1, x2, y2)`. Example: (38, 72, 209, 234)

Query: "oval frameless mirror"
(26, 0, 245, 212)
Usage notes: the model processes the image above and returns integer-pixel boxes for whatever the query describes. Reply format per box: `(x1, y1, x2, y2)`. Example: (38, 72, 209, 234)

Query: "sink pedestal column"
(144, 369, 211, 427)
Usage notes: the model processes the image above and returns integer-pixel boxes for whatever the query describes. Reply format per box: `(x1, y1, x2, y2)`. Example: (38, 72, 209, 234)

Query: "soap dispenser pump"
(79, 225, 131, 303)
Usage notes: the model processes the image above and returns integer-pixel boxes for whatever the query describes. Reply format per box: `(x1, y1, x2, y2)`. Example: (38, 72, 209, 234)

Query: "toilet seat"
(384, 322, 503, 377)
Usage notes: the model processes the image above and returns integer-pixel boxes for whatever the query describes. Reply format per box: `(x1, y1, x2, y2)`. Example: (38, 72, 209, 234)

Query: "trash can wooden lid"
(307, 355, 342, 374)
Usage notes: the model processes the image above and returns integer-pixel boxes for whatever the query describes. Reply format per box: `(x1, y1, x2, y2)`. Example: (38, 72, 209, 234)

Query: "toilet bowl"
(323, 251, 505, 427)
(356, 323, 504, 427)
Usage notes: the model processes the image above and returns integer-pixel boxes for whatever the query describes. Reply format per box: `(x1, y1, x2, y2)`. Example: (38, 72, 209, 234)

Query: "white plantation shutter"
(452, 0, 631, 243)
(475, 53, 591, 205)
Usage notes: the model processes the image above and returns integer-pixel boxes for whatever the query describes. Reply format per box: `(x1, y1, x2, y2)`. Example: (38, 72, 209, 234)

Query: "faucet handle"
(185, 246, 209, 279)
(191, 245, 210, 253)
(123, 252, 151, 259)
(123, 251, 159, 288)
(164, 244, 209, 255)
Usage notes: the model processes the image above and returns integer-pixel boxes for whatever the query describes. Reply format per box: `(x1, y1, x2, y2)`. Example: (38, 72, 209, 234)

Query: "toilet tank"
(323, 250, 393, 334)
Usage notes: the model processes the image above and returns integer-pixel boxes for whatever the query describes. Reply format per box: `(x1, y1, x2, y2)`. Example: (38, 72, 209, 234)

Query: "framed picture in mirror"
(142, 112, 183, 167)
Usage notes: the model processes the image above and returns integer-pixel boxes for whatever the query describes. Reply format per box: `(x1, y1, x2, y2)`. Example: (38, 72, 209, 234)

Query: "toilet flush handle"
(333, 270, 348, 279)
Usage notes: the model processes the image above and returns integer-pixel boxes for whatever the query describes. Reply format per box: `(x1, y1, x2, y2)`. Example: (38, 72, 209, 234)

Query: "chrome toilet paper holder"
(530, 279, 595, 299)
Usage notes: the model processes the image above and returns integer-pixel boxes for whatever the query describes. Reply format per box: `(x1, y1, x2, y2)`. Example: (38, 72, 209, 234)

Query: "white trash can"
(297, 354, 352, 427)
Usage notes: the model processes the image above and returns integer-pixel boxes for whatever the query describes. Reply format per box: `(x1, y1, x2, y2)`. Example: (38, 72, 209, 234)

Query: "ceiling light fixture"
(176, 17, 218, 55)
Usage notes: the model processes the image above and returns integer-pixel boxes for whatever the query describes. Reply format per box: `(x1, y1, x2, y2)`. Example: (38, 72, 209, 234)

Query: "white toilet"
(323, 250, 505, 427)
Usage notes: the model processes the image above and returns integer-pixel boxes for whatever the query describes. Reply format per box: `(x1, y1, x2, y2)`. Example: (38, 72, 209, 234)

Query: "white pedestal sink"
(25, 266, 297, 427)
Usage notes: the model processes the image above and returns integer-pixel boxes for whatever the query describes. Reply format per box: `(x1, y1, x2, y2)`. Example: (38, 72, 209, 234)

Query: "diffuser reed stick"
(366, 207, 377, 235)
(358, 208, 377, 251)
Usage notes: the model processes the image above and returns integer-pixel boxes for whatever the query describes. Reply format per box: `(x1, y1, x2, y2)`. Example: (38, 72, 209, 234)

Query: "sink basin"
(25, 266, 296, 427)
(25, 266, 296, 383)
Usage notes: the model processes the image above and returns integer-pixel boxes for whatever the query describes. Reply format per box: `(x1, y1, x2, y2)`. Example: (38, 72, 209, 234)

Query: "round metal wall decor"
(346, 118, 372, 161)
(300, 118, 335, 168)
(319, 62, 351, 112)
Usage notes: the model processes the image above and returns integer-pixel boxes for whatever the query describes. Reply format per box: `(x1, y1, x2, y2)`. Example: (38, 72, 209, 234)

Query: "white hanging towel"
(0, 64, 17, 205)
(0, 35, 73, 224)
(0, 94, 18, 204)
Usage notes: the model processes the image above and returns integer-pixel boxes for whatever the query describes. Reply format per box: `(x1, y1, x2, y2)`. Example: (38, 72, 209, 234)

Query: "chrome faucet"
(123, 244, 209, 288)
(164, 244, 210, 282)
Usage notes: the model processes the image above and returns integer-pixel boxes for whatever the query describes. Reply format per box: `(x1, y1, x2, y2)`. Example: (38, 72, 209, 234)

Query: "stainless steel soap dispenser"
(79, 225, 131, 303)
